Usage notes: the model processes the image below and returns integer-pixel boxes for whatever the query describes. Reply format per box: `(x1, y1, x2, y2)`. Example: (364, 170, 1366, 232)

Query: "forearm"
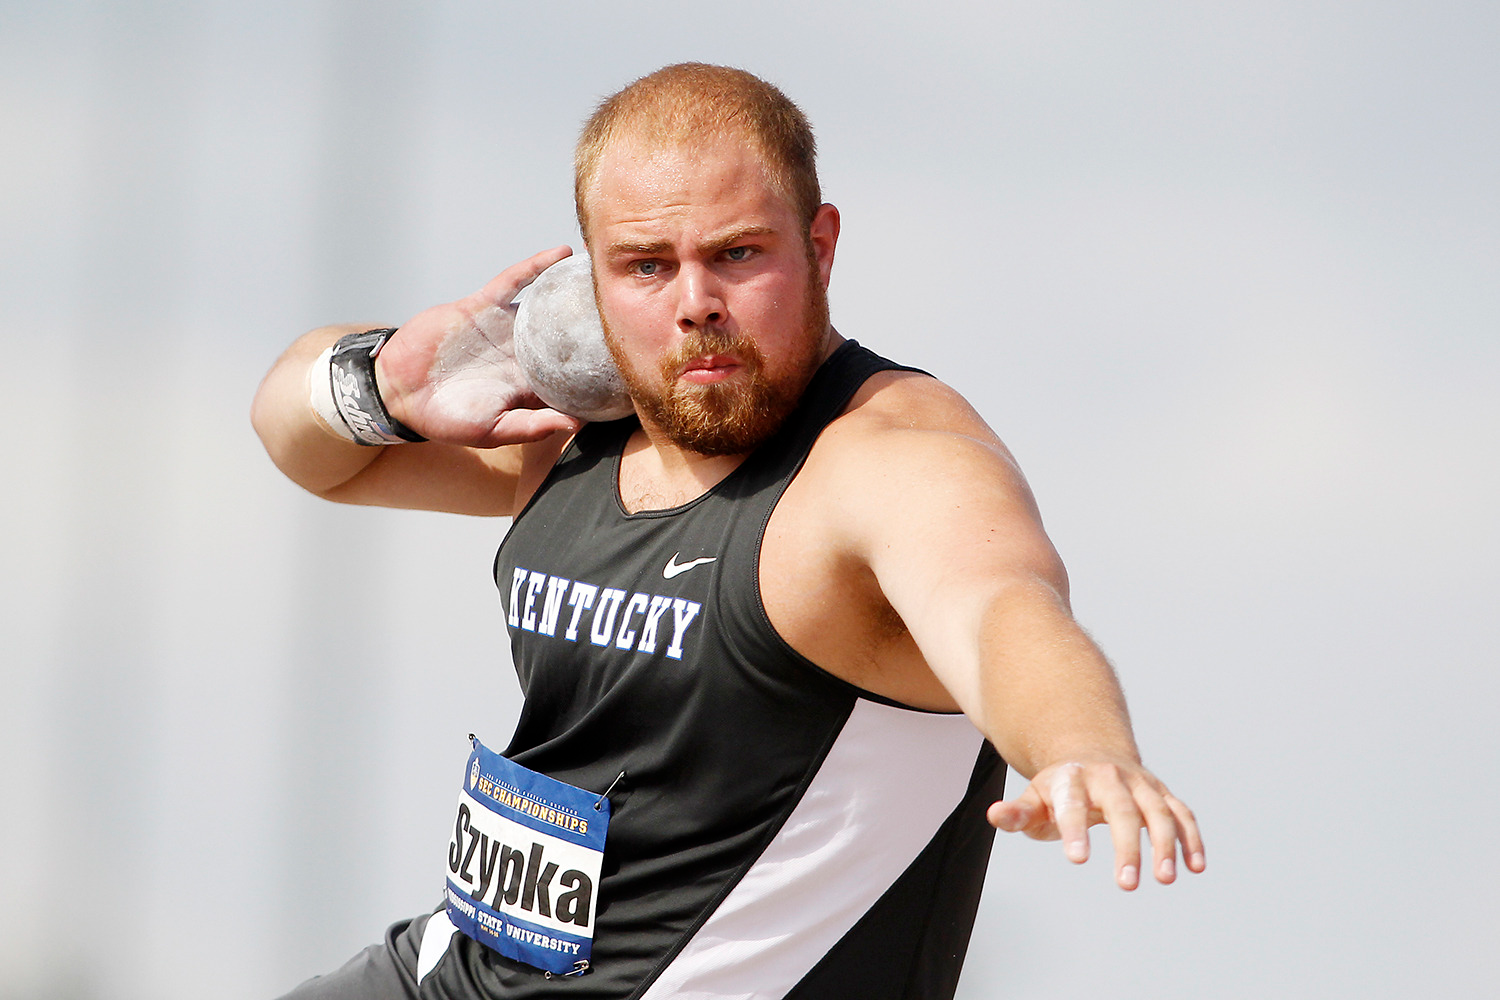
(250, 323, 388, 496)
(968, 582, 1204, 886)
(956, 580, 1141, 779)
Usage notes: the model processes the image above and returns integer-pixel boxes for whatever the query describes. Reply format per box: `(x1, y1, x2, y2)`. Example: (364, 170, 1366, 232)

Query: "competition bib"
(444, 738, 608, 976)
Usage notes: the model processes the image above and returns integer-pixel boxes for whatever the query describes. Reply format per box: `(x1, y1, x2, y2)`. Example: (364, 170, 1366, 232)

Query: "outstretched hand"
(373, 246, 587, 447)
(988, 759, 1205, 890)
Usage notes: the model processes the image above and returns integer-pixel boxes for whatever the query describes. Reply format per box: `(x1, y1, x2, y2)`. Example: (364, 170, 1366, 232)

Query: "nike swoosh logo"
(663, 553, 718, 579)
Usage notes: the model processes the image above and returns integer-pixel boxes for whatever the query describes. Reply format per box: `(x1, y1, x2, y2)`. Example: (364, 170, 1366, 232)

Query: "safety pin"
(544, 959, 591, 979)
(594, 771, 626, 810)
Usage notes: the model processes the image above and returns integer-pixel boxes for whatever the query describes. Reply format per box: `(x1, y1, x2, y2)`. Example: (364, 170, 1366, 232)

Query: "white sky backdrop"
(2, 1, 1496, 997)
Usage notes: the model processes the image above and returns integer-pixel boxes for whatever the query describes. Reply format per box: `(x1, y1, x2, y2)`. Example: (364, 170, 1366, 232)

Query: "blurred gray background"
(2, 1, 1496, 997)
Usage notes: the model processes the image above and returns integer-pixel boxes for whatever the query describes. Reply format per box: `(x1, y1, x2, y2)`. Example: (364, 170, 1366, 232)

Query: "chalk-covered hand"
(373, 246, 584, 448)
(987, 758, 1205, 890)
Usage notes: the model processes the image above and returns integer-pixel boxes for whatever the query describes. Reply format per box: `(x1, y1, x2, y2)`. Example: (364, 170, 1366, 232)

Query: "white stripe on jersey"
(416, 910, 459, 983)
(640, 700, 985, 1000)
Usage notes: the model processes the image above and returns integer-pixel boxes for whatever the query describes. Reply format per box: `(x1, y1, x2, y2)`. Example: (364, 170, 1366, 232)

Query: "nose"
(675, 263, 726, 332)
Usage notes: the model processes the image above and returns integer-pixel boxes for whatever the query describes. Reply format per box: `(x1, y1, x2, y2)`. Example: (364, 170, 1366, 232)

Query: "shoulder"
(790, 366, 1064, 588)
(810, 367, 1031, 500)
(845, 365, 992, 430)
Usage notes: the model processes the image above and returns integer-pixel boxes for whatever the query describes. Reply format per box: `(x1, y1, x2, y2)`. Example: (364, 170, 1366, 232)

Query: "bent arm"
(250, 324, 539, 514)
(250, 323, 386, 497)
(249, 248, 584, 515)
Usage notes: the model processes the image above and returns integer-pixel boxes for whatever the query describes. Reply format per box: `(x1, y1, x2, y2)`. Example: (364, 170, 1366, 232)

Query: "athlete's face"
(584, 136, 839, 456)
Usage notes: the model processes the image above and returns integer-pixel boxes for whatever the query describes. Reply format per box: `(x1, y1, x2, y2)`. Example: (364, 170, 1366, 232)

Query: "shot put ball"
(513, 253, 634, 422)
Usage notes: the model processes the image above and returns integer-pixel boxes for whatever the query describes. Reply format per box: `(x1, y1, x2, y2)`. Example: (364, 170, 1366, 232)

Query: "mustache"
(665, 327, 765, 373)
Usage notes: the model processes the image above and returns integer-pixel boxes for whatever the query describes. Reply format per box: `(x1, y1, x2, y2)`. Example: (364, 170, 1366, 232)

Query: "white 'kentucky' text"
(505, 566, 703, 660)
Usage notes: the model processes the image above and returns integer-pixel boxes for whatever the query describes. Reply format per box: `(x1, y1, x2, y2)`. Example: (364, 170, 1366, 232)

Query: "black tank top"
(452, 341, 1004, 1000)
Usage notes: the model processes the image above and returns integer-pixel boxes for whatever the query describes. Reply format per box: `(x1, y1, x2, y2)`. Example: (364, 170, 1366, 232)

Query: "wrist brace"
(309, 328, 427, 446)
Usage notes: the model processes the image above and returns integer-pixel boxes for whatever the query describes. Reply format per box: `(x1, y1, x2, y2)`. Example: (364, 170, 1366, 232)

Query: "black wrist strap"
(328, 328, 427, 445)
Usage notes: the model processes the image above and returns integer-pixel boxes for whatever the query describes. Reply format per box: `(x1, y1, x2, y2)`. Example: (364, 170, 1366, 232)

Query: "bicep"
(858, 430, 1068, 639)
(852, 434, 1134, 773)
(849, 432, 1076, 719)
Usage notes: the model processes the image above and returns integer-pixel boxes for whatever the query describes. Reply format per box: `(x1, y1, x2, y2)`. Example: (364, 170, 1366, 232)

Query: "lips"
(679, 354, 743, 383)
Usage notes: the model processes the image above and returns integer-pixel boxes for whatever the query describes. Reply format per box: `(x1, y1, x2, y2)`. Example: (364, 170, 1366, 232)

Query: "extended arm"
(250, 247, 584, 514)
(843, 384, 1203, 889)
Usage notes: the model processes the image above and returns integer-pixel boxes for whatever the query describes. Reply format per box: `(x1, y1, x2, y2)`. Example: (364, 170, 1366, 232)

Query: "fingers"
(1093, 773, 1146, 889)
(475, 245, 575, 305)
(987, 783, 1056, 840)
(1137, 790, 1177, 886)
(1167, 792, 1206, 874)
(1049, 764, 1091, 864)
(483, 406, 584, 448)
(990, 760, 1204, 891)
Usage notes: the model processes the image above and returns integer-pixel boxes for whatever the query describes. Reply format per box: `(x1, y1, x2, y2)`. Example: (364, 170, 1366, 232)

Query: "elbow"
(248, 378, 278, 454)
(248, 369, 305, 474)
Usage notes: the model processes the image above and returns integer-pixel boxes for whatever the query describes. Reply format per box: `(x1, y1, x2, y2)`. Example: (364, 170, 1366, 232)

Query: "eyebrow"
(604, 224, 778, 260)
(605, 237, 672, 257)
(700, 224, 776, 256)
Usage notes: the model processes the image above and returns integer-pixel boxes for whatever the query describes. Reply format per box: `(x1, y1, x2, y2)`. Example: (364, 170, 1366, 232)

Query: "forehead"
(585, 137, 795, 244)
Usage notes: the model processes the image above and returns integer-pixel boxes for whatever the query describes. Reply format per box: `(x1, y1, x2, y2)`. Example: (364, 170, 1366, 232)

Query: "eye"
(631, 260, 660, 276)
(723, 246, 751, 262)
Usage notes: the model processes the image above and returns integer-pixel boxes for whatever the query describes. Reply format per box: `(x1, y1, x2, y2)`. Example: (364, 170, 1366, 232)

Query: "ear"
(809, 203, 840, 288)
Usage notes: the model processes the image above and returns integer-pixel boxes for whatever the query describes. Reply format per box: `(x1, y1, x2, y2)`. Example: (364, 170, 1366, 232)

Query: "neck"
(617, 427, 749, 514)
(617, 328, 843, 513)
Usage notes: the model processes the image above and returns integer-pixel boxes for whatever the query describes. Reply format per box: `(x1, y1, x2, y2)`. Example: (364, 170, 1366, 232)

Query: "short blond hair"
(575, 63, 821, 240)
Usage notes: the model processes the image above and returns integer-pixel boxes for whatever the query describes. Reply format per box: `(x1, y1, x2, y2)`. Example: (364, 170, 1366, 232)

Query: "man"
(253, 63, 1203, 1000)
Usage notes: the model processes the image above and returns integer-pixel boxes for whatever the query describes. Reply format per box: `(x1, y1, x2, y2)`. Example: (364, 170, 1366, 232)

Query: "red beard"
(605, 277, 829, 457)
